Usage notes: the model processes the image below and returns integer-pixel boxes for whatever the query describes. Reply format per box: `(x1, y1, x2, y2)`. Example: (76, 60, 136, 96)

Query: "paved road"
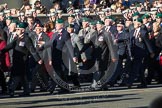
(0, 85, 162, 108)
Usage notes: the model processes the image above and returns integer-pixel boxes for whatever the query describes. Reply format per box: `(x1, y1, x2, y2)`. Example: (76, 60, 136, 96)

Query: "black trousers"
(31, 64, 49, 91)
(127, 57, 146, 86)
(109, 55, 131, 85)
(147, 57, 162, 84)
(8, 74, 29, 94)
(0, 69, 7, 92)
(68, 72, 80, 87)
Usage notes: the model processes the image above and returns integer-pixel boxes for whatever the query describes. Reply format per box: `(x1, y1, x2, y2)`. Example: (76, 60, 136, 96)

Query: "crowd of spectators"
(0, 0, 161, 16)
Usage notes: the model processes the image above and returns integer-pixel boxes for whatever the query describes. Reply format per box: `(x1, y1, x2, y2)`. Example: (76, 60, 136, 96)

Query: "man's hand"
(82, 58, 87, 63)
(114, 39, 118, 44)
(49, 60, 52, 66)
(73, 57, 78, 63)
(38, 60, 43, 65)
(160, 52, 162, 56)
(38, 41, 45, 47)
(112, 58, 118, 62)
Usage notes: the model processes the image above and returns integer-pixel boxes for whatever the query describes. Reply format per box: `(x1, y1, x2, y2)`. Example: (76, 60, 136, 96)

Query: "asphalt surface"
(0, 85, 162, 108)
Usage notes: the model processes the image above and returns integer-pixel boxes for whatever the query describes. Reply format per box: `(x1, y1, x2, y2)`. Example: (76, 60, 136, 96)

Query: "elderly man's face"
(9, 23, 16, 32)
(16, 28, 25, 35)
(117, 24, 124, 32)
(156, 18, 162, 23)
(142, 18, 148, 24)
(55, 23, 63, 31)
(125, 20, 132, 27)
(82, 21, 89, 28)
(104, 19, 112, 26)
(27, 18, 34, 26)
(68, 17, 74, 23)
(35, 27, 42, 34)
(96, 24, 103, 31)
(134, 21, 141, 29)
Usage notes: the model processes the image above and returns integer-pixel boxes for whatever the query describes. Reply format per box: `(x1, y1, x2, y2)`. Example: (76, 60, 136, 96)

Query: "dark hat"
(132, 12, 140, 17)
(117, 19, 125, 25)
(68, 14, 75, 18)
(55, 19, 64, 24)
(17, 22, 28, 29)
(35, 23, 43, 28)
(134, 18, 143, 23)
(6, 16, 13, 20)
(142, 14, 150, 19)
(82, 17, 89, 22)
(156, 13, 162, 18)
(96, 20, 104, 25)
(67, 24, 74, 28)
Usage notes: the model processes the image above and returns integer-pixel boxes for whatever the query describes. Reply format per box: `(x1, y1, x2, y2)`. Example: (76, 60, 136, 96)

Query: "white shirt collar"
(118, 31, 123, 34)
(134, 27, 140, 38)
(70, 33, 74, 36)
(145, 23, 149, 27)
(38, 32, 42, 40)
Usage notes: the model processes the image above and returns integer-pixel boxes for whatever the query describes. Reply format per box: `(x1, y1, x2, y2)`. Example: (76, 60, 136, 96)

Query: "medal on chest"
(19, 41, 25, 47)
(59, 36, 62, 40)
(138, 33, 142, 42)
(98, 36, 104, 42)
(87, 34, 91, 39)
(58, 33, 62, 40)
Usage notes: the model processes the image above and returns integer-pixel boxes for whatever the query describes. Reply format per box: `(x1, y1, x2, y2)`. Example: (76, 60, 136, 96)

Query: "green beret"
(6, 16, 13, 20)
(82, 17, 89, 22)
(17, 22, 28, 29)
(11, 20, 18, 24)
(135, 18, 142, 23)
(55, 19, 64, 24)
(68, 14, 75, 18)
(156, 13, 162, 18)
(132, 12, 140, 17)
(142, 14, 150, 19)
(96, 20, 104, 25)
(67, 24, 74, 28)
